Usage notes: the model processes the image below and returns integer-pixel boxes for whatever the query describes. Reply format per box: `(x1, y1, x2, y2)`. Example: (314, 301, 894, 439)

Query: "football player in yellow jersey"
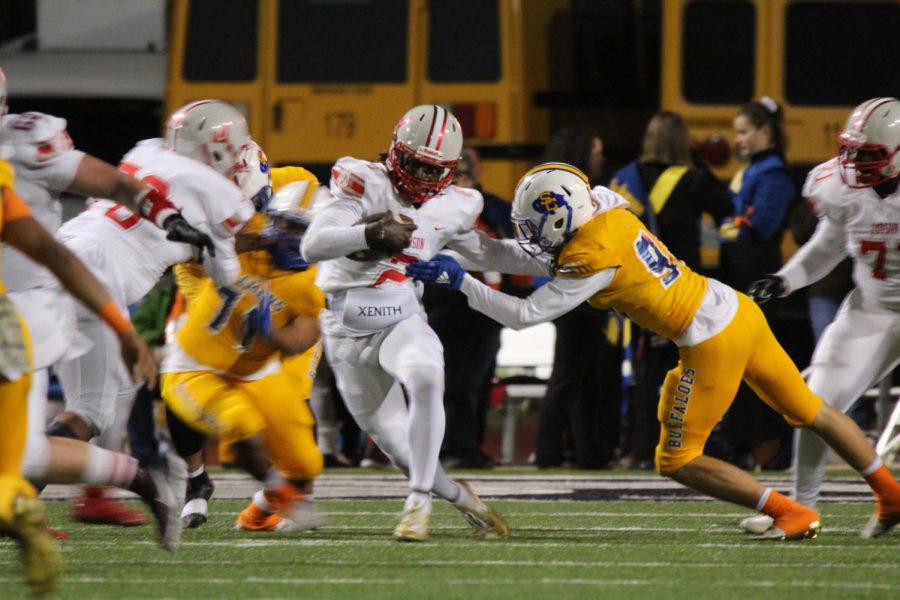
(162, 146, 328, 531)
(408, 162, 900, 541)
(0, 159, 157, 593)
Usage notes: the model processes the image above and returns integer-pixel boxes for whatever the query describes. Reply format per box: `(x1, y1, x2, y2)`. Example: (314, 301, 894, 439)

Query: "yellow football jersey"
(556, 208, 707, 340)
(177, 246, 324, 378)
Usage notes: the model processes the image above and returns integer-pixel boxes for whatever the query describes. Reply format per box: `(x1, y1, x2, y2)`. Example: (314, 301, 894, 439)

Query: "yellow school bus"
(165, 0, 659, 197)
(663, 0, 899, 180)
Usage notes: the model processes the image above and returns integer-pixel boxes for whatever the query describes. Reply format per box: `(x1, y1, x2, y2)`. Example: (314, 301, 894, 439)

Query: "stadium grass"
(2, 492, 899, 598)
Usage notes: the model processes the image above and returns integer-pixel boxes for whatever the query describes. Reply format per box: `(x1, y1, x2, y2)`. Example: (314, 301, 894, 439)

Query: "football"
(347, 212, 414, 261)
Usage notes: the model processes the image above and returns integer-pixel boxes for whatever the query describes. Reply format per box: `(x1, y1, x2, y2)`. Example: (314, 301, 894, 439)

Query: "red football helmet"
(839, 97, 900, 188)
(386, 105, 463, 205)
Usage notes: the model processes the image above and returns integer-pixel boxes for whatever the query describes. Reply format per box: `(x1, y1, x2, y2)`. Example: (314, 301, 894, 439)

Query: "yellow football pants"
(656, 292, 823, 474)
(0, 318, 36, 526)
(162, 369, 323, 480)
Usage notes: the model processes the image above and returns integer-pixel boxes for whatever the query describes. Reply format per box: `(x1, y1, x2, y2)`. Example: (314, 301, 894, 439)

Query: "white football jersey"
(803, 158, 900, 308)
(56, 138, 254, 305)
(0, 112, 84, 292)
(311, 156, 483, 295)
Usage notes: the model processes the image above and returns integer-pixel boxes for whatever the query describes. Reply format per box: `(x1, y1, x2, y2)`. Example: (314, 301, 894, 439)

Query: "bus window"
(682, 0, 755, 104)
(428, 0, 500, 83)
(277, 0, 408, 83)
(785, 2, 900, 105)
(183, 0, 258, 82)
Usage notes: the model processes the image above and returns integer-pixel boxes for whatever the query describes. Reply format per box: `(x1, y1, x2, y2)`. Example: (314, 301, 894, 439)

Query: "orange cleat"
(235, 502, 283, 531)
(751, 503, 820, 541)
(861, 493, 900, 538)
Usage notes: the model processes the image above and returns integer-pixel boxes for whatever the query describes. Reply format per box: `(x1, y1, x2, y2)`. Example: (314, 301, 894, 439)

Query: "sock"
(188, 464, 206, 479)
(863, 463, 900, 499)
(253, 489, 275, 513)
(263, 469, 287, 492)
(761, 490, 797, 519)
(82, 446, 139, 488)
(404, 491, 432, 513)
(755, 488, 773, 512)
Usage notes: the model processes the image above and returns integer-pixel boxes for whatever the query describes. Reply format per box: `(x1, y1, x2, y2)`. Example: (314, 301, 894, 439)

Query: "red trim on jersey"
(369, 269, 408, 287)
(118, 161, 139, 176)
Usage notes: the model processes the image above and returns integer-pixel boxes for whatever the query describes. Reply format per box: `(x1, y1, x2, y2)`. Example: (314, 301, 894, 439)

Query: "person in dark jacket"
(611, 111, 733, 469)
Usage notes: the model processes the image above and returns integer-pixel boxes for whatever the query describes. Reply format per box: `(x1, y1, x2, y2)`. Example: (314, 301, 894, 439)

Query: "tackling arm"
(268, 315, 320, 356)
(459, 268, 615, 329)
(776, 215, 848, 295)
(448, 229, 551, 277)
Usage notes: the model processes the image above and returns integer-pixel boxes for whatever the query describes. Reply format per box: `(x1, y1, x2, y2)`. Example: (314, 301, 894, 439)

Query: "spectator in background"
(424, 147, 506, 469)
(716, 97, 797, 471)
(611, 111, 733, 469)
(534, 126, 620, 470)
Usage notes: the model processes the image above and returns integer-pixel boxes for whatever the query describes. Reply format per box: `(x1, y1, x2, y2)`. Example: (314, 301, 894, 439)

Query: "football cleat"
(860, 495, 900, 539)
(749, 505, 820, 541)
(235, 502, 283, 532)
(740, 514, 774, 534)
(236, 499, 325, 532)
(181, 477, 215, 529)
(70, 486, 146, 526)
(393, 502, 431, 542)
(456, 480, 510, 539)
(11, 496, 63, 596)
(141, 453, 187, 551)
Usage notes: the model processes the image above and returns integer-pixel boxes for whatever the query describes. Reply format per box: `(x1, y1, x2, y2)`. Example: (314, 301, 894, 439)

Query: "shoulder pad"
(590, 186, 630, 215)
(802, 159, 844, 217)
(330, 157, 370, 200)
(444, 185, 483, 223)
(1, 112, 75, 167)
(330, 157, 387, 201)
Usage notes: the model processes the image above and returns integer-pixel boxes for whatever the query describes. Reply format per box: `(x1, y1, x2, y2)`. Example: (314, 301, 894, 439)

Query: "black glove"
(363, 212, 417, 256)
(163, 214, 216, 258)
(747, 275, 785, 305)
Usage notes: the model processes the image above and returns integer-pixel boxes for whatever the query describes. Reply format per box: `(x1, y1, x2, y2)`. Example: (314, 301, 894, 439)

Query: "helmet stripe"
(855, 97, 894, 134)
(521, 162, 590, 184)
(425, 105, 448, 151)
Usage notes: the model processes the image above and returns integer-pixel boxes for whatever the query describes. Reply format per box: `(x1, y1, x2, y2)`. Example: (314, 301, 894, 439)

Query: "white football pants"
(323, 313, 445, 496)
(794, 288, 900, 506)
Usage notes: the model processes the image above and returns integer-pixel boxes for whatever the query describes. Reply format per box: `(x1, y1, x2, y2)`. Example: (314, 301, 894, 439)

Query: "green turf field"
(2, 486, 899, 599)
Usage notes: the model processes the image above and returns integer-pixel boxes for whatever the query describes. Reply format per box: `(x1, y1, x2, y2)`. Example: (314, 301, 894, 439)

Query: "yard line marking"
(0, 576, 889, 591)
(41, 557, 900, 570)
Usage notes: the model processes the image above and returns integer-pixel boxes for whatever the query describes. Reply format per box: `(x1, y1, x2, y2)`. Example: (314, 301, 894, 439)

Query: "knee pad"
(46, 420, 80, 440)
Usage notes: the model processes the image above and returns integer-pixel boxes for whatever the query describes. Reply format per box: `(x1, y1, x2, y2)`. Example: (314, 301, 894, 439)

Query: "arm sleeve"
(777, 215, 848, 294)
(447, 229, 550, 277)
(301, 198, 369, 262)
(740, 171, 795, 241)
(459, 268, 615, 329)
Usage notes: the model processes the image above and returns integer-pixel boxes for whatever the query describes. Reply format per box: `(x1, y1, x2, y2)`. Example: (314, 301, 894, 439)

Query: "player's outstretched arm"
(2, 193, 157, 385)
(69, 154, 215, 256)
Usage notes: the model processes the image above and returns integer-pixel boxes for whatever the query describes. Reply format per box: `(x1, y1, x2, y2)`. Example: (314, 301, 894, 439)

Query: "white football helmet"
(0, 68, 7, 117)
(165, 100, 252, 178)
(512, 163, 597, 257)
(267, 180, 324, 227)
(234, 142, 272, 211)
(839, 97, 900, 188)
(386, 104, 463, 205)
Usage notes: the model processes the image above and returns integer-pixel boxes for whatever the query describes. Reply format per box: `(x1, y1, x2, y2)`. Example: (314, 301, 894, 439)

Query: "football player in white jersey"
(31, 100, 253, 526)
(0, 70, 212, 541)
(743, 97, 900, 537)
(302, 104, 544, 541)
